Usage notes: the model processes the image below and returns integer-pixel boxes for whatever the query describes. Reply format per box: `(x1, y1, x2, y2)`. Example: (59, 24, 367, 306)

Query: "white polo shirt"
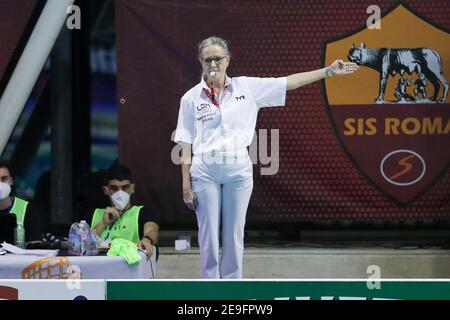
(174, 75, 287, 155)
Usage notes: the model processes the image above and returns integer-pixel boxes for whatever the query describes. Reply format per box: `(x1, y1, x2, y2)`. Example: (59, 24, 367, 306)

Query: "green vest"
(91, 206, 143, 244)
(10, 197, 28, 226)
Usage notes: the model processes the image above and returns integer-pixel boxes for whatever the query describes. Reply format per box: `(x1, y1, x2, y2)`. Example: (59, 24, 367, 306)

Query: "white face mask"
(111, 190, 130, 211)
(0, 182, 11, 201)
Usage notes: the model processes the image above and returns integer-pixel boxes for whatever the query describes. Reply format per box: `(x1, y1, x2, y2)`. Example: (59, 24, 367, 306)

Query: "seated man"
(0, 159, 41, 242)
(91, 164, 160, 257)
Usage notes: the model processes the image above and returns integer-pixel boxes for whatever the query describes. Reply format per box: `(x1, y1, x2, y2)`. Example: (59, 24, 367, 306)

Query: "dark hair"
(0, 159, 12, 176)
(104, 164, 134, 185)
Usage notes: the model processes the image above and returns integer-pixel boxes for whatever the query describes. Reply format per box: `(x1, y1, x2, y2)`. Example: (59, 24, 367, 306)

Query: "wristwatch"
(143, 235, 154, 244)
(325, 67, 334, 78)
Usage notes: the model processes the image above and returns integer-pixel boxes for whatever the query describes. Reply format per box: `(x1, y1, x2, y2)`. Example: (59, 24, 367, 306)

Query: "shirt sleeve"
(138, 205, 160, 240)
(173, 95, 195, 144)
(245, 76, 287, 109)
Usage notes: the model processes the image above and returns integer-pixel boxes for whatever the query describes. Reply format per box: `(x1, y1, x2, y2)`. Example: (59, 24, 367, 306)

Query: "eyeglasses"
(201, 56, 228, 64)
(107, 184, 132, 193)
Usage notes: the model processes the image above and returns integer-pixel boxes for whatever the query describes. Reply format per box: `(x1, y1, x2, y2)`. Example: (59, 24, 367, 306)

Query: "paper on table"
(1, 242, 58, 257)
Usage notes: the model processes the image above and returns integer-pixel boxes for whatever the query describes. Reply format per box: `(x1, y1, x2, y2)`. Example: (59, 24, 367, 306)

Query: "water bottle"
(14, 224, 25, 248)
(79, 220, 89, 255)
(68, 221, 98, 256)
(85, 227, 99, 256)
(79, 220, 98, 256)
(68, 222, 82, 255)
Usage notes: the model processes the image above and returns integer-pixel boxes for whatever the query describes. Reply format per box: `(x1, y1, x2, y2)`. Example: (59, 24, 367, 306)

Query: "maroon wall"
(116, 0, 450, 224)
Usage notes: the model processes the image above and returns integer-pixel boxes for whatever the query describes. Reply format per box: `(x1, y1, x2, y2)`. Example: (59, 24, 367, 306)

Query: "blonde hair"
(198, 36, 230, 58)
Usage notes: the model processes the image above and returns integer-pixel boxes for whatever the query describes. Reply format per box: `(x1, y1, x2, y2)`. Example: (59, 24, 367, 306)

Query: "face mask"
(111, 190, 130, 211)
(0, 182, 11, 201)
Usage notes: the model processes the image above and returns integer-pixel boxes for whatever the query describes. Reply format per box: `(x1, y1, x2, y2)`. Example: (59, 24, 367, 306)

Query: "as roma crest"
(323, 3, 450, 204)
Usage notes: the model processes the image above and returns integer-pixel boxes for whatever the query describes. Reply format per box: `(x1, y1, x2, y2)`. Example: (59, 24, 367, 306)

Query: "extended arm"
(286, 60, 359, 91)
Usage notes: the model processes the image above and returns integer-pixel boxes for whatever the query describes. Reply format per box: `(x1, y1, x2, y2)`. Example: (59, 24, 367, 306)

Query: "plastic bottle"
(14, 224, 25, 248)
(87, 229, 100, 255)
(81, 220, 98, 256)
(68, 222, 82, 255)
(79, 220, 89, 255)
(68, 221, 98, 256)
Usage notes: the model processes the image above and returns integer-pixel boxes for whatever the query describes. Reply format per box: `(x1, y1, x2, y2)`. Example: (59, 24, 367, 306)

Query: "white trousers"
(190, 153, 253, 279)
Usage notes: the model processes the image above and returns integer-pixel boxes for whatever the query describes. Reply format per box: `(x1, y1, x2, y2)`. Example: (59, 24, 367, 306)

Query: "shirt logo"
(236, 95, 245, 101)
(197, 103, 210, 111)
(196, 103, 216, 123)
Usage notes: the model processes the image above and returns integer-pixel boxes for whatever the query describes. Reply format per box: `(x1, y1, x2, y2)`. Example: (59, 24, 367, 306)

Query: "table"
(0, 250, 156, 279)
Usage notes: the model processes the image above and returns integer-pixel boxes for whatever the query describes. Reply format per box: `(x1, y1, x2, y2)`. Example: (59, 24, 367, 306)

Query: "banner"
(116, 0, 450, 223)
(107, 280, 450, 300)
(0, 280, 105, 300)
